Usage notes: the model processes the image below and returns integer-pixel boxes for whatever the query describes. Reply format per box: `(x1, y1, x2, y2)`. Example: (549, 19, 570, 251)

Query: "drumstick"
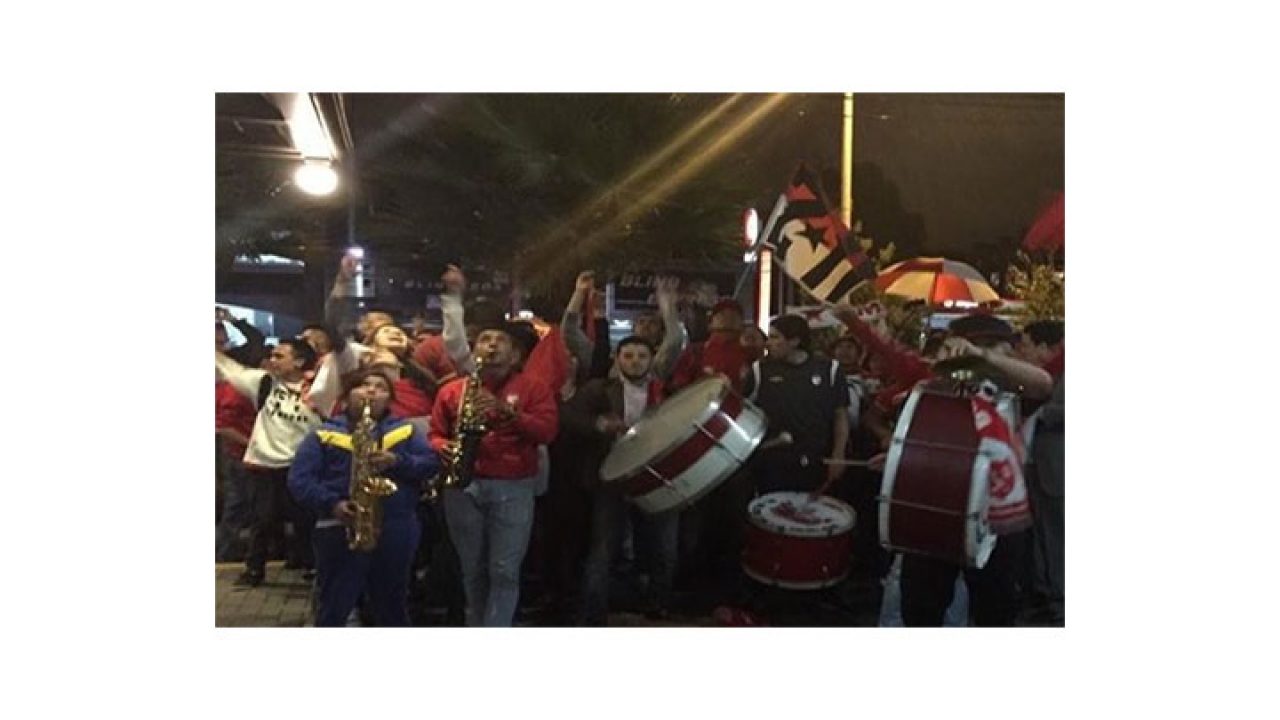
(821, 459, 873, 467)
(809, 458, 876, 502)
(757, 432, 793, 452)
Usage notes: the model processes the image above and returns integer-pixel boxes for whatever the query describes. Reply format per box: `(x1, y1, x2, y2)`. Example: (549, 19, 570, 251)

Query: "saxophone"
(422, 355, 489, 502)
(348, 398, 399, 551)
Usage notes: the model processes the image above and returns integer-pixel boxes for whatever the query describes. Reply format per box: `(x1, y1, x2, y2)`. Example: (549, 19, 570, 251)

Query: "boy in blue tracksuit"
(288, 369, 439, 626)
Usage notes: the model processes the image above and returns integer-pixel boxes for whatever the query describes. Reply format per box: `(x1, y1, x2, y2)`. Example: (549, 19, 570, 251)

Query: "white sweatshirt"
(215, 354, 323, 468)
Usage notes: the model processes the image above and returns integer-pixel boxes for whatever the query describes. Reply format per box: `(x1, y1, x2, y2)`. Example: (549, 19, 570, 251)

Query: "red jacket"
(413, 334, 460, 384)
(215, 380, 257, 460)
(838, 315, 934, 413)
(430, 369, 559, 479)
(667, 334, 748, 394)
(391, 377, 434, 419)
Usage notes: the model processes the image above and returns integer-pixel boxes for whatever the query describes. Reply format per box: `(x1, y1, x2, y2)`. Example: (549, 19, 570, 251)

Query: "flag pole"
(732, 193, 787, 302)
(841, 93, 854, 228)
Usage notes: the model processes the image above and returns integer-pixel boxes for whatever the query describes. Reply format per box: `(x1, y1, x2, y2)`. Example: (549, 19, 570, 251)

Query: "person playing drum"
(574, 336, 680, 625)
(830, 303, 1053, 627)
(742, 314, 851, 497)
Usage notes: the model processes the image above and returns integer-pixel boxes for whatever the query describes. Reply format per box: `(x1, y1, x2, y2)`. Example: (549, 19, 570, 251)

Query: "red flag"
(1022, 193, 1064, 252)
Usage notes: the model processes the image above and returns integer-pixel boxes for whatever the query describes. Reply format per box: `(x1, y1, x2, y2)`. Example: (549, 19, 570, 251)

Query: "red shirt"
(430, 369, 559, 479)
(391, 377, 434, 419)
(521, 325, 571, 395)
(215, 380, 257, 460)
(667, 333, 748, 394)
(413, 334, 460, 384)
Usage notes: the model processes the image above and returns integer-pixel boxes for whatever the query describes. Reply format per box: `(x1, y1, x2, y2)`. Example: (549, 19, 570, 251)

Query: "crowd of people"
(215, 258, 1065, 627)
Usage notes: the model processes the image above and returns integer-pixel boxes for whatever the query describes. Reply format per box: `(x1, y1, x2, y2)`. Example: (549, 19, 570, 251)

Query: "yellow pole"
(841, 92, 854, 228)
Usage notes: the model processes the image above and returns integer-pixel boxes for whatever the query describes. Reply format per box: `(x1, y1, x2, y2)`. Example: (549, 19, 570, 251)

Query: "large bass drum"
(599, 375, 767, 515)
(878, 379, 1020, 569)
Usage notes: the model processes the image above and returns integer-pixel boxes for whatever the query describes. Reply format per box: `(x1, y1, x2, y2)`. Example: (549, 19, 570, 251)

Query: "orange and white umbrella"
(874, 257, 1000, 305)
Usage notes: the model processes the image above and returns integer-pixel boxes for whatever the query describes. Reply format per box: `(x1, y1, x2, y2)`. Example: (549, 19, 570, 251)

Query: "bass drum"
(878, 380, 1020, 569)
(599, 375, 767, 515)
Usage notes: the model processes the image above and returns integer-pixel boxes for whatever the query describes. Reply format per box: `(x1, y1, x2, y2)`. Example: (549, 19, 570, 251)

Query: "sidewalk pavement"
(215, 562, 315, 628)
(215, 559, 884, 628)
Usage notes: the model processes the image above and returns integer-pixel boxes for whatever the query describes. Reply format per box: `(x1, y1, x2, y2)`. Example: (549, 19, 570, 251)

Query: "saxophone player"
(429, 320, 559, 627)
(288, 370, 439, 627)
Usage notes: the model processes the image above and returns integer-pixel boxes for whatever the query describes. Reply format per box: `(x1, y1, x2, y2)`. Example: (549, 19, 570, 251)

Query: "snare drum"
(599, 375, 767, 515)
(878, 380, 1020, 569)
(742, 492, 856, 590)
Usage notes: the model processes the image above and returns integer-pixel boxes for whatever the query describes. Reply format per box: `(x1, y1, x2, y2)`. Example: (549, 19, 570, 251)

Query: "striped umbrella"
(874, 257, 1000, 305)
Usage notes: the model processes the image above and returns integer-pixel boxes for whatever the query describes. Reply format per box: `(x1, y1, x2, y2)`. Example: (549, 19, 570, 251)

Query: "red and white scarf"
(970, 389, 1033, 535)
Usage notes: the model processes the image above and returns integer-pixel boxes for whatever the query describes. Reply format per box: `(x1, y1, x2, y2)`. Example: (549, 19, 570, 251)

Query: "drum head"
(748, 492, 855, 537)
(600, 376, 730, 482)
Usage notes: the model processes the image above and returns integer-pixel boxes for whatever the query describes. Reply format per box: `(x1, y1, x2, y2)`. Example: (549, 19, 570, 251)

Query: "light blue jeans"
(443, 477, 537, 627)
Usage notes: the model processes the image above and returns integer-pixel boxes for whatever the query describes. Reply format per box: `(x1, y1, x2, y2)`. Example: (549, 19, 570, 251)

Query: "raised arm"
(560, 270, 597, 374)
(830, 302, 932, 389)
(324, 255, 361, 350)
(218, 307, 267, 367)
(652, 275, 687, 380)
(214, 351, 269, 406)
(937, 337, 1055, 401)
(440, 264, 474, 375)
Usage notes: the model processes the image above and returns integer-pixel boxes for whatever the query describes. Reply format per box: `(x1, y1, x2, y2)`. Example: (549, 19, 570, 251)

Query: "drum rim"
(600, 375, 748, 481)
(748, 491, 856, 536)
(742, 563, 850, 590)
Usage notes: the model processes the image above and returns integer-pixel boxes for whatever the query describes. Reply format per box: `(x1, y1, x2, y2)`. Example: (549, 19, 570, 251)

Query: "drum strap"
(748, 361, 762, 402)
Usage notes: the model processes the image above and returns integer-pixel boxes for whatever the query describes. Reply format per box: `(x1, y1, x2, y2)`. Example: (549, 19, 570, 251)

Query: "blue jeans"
(215, 445, 253, 562)
(443, 477, 537, 627)
(582, 490, 679, 624)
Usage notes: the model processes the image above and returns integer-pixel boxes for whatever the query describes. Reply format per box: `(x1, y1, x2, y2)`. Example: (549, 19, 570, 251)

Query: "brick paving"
(215, 562, 315, 627)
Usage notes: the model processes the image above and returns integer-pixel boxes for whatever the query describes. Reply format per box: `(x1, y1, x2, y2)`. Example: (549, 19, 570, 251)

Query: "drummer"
(830, 303, 1053, 627)
(742, 314, 850, 496)
(572, 336, 680, 625)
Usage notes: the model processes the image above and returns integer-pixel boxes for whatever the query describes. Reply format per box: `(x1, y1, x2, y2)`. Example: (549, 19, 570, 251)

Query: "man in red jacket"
(666, 298, 749, 394)
(430, 320, 559, 627)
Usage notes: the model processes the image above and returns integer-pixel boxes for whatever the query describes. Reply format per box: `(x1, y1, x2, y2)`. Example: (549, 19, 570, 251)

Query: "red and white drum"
(600, 375, 767, 515)
(879, 380, 1020, 569)
(742, 492, 856, 590)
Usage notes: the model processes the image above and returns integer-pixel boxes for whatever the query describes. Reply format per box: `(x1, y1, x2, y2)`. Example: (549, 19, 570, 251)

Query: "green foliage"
(1005, 251, 1065, 324)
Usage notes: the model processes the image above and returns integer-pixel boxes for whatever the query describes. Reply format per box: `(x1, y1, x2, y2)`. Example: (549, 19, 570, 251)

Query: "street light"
(295, 159, 339, 196)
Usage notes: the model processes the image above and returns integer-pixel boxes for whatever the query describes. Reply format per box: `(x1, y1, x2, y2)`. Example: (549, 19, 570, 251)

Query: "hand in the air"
(654, 276, 679, 304)
(442, 264, 466, 295)
(575, 271, 596, 294)
(338, 255, 358, 281)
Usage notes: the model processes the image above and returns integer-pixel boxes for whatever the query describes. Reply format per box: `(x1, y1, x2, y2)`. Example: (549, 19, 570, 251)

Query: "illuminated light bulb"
(295, 161, 339, 195)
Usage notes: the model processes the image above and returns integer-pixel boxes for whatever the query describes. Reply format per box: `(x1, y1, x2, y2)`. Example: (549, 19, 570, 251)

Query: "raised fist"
(442, 264, 466, 295)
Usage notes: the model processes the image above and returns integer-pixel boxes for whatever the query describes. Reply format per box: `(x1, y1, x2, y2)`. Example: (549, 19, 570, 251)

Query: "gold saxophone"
(348, 399, 398, 551)
(422, 355, 489, 502)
